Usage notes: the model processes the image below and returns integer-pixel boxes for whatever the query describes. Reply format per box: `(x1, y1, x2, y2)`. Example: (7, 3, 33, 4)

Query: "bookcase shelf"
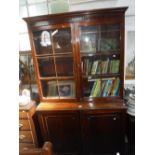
(36, 52, 73, 57)
(81, 51, 120, 57)
(40, 76, 74, 80)
(82, 73, 120, 79)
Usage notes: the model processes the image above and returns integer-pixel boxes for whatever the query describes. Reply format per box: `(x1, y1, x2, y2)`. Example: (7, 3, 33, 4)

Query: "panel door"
(39, 111, 81, 155)
(81, 111, 123, 155)
(32, 25, 77, 101)
(76, 20, 123, 100)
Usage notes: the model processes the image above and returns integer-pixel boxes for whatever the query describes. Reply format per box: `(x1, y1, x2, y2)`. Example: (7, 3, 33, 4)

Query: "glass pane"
(99, 24, 120, 53)
(80, 26, 98, 53)
(33, 30, 53, 55)
(58, 80, 75, 98)
(29, 3, 48, 16)
(27, 0, 46, 4)
(37, 57, 56, 77)
(41, 80, 59, 98)
(80, 24, 120, 98)
(19, 6, 28, 17)
(41, 80, 75, 98)
(55, 56, 73, 76)
(19, 54, 36, 83)
(52, 28, 72, 53)
(19, 33, 31, 51)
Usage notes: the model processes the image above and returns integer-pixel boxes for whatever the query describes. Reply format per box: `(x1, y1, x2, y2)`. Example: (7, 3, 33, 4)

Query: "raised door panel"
(40, 112, 81, 155)
(82, 111, 122, 155)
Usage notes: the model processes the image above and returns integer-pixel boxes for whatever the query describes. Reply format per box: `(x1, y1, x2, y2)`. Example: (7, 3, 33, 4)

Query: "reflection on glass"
(33, 28, 72, 55)
(33, 30, 52, 55)
(58, 80, 75, 98)
(80, 34, 96, 53)
(41, 80, 75, 98)
(99, 24, 120, 52)
(37, 57, 56, 77)
(40, 31, 51, 47)
(80, 24, 120, 54)
(41, 80, 59, 98)
(52, 28, 72, 53)
(80, 26, 98, 53)
(55, 56, 73, 76)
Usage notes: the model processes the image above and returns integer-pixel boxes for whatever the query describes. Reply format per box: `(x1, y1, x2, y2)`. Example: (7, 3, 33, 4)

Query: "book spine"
(114, 78, 120, 96)
(91, 60, 98, 75)
(90, 80, 97, 97)
(108, 79, 114, 96)
(101, 80, 106, 96)
(96, 80, 102, 97)
(103, 80, 109, 97)
(93, 80, 100, 97)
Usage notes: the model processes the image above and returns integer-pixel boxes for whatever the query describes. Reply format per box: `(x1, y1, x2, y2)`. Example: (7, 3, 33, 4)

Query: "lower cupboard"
(37, 105, 126, 155)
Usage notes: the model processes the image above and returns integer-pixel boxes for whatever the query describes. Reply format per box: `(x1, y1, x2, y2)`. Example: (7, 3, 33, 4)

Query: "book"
(102, 80, 112, 96)
(96, 82, 102, 97)
(101, 80, 106, 95)
(96, 60, 102, 74)
(109, 60, 120, 74)
(101, 59, 109, 74)
(111, 78, 120, 96)
(91, 60, 99, 75)
(108, 79, 115, 96)
(93, 80, 101, 97)
(114, 60, 120, 73)
(90, 80, 97, 97)
(113, 78, 120, 96)
(106, 80, 113, 96)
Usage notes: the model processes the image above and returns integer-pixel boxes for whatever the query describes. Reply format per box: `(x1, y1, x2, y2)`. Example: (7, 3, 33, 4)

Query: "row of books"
(90, 78, 120, 97)
(82, 59, 120, 75)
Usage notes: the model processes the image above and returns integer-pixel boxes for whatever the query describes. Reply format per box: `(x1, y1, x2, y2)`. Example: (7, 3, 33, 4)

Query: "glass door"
(32, 26, 76, 99)
(79, 23, 121, 98)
